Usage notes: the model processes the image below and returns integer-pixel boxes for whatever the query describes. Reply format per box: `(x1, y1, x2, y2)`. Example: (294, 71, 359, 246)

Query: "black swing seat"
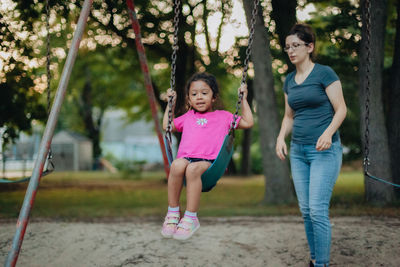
(164, 133, 234, 192)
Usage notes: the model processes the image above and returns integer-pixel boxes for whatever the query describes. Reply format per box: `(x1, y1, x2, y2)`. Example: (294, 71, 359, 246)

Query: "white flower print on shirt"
(196, 118, 208, 126)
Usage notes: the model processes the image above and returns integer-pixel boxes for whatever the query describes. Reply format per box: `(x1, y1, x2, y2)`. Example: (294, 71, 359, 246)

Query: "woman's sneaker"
(172, 216, 200, 240)
(161, 212, 180, 238)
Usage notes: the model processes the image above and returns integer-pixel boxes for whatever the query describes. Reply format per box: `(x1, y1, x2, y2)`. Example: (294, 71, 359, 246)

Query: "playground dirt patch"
(1, 216, 400, 266)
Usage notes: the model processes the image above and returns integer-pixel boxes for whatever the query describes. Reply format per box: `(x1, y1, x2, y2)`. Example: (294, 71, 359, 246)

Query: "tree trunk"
(242, 0, 295, 204)
(240, 79, 254, 175)
(227, 158, 237, 175)
(173, 4, 190, 117)
(271, 0, 297, 72)
(173, 39, 188, 117)
(360, 0, 394, 204)
(80, 72, 102, 161)
(388, 0, 400, 198)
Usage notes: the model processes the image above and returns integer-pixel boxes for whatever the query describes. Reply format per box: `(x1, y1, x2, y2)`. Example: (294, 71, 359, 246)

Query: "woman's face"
(285, 34, 314, 65)
(188, 80, 215, 113)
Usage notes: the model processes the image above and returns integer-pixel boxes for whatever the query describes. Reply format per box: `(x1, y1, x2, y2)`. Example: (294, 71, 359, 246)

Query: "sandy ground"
(1, 216, 400, 267)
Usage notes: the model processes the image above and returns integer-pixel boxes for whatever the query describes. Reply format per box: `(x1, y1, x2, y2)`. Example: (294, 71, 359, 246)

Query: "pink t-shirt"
(174, 109, 240, 160)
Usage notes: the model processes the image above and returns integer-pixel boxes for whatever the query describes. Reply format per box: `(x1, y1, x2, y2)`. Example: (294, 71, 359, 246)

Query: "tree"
(0, 1, 47, 147)
(242, 0, 296, 204)
(240, 79, 254, 175)
(54, 0, 252, 171)
(359, 0, 395, 204)
(271, 0, 297, 71)
(57, 45, 142, 160)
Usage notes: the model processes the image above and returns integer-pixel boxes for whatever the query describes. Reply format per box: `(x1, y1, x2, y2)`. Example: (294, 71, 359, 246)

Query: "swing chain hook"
(166, 0, 181, 144)
(231, 0, 260, 133)
(363, 0, 371, 172)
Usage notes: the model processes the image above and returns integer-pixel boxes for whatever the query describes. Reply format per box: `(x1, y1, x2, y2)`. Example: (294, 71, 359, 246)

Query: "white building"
(100, 110, 176, 164)
(52, 131, 93, 171)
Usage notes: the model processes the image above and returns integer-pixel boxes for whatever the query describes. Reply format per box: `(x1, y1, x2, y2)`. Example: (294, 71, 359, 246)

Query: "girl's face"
(285, 34, 314, 65)
(188, 80, 215, 113)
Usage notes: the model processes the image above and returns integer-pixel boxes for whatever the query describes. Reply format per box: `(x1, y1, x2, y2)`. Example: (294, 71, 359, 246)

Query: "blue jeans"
(290, 141, 342, 267)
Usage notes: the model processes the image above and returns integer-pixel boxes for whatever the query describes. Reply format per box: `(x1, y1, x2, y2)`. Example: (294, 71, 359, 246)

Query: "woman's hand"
(276, 137, 288, 160)
(316, 132, 332, 151)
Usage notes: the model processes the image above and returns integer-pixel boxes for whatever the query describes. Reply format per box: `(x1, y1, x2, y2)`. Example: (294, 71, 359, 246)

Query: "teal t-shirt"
(283, 63, 339, 145)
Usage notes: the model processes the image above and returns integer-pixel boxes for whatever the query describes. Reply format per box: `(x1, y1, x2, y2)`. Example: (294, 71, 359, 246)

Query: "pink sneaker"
(161, 212, 180, 238)
(173, 216, 200, 240)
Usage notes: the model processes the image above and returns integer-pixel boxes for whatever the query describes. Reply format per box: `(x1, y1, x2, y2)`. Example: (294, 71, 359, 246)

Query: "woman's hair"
(288, 23, 316, 59)
(185, 72, 219, 99)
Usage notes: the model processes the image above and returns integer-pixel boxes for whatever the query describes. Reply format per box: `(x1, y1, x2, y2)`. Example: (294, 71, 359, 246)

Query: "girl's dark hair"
(185, 72, 219, 98)
(288, 23, 316, 59)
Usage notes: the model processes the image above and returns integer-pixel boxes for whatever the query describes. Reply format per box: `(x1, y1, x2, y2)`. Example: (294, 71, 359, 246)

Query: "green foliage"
(0, 1, 47, 146)
(57, 45, 142, 129)
(250, 142, 264, 174)
(3, 0, 399, 172)
(0, 67, 47, 146)
(103, 153, 147, 179)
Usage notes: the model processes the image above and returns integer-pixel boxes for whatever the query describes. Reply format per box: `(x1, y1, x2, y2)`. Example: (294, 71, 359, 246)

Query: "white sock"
(168, 206, 179, 213)
(184, 210, 197, 220)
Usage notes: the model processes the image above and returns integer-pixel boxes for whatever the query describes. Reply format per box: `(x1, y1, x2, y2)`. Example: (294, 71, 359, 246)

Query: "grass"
(1, 170, 399, 220)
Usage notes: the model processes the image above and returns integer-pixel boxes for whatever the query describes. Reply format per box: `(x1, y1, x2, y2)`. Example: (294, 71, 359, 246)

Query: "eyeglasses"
(284, 43, 309, 52)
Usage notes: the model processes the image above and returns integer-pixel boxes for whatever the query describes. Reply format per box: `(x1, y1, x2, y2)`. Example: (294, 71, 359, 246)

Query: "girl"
(161, 72, 253, 240)
(276, 24, 347, 267)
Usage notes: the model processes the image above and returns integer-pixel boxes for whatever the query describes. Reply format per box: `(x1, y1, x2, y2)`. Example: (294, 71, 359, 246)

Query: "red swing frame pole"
(5, 1, 93, 266)
(126, 0, 170, 177)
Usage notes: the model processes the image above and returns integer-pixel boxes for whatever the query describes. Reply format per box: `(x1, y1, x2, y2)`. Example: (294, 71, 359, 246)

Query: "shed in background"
(52, 131, 93, 171)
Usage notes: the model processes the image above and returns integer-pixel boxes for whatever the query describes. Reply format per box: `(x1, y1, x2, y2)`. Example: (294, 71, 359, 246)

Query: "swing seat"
(0, 177, 31, 183)
(201, 134, 234, 191)
(0, 167, 54, 184)
(164, 134, 234, 192)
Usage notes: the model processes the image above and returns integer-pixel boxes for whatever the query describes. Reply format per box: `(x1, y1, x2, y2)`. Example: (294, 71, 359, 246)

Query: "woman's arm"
(316, 80, 347, 151)
(276, 93, 294, 160)
(162, 89, 176, 131)
(237, 84, 254, 129)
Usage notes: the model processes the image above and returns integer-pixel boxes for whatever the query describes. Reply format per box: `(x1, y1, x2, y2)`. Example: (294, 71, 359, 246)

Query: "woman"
(275, 24, 347, 267)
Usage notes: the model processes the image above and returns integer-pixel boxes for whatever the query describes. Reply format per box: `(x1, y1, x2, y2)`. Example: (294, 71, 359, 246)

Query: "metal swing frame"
(5, 0, 173, 265)
(5, 1, 93, 265)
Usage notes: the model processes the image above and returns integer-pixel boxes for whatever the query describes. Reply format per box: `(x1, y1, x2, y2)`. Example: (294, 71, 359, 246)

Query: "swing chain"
(230, 0, 260, 132)
(363, 0, 371, 171)
(45, 0, 54, 173)
(241, 0, 260, 86)
(362, 0, 400, 188)
(166, 0, 181, 144)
